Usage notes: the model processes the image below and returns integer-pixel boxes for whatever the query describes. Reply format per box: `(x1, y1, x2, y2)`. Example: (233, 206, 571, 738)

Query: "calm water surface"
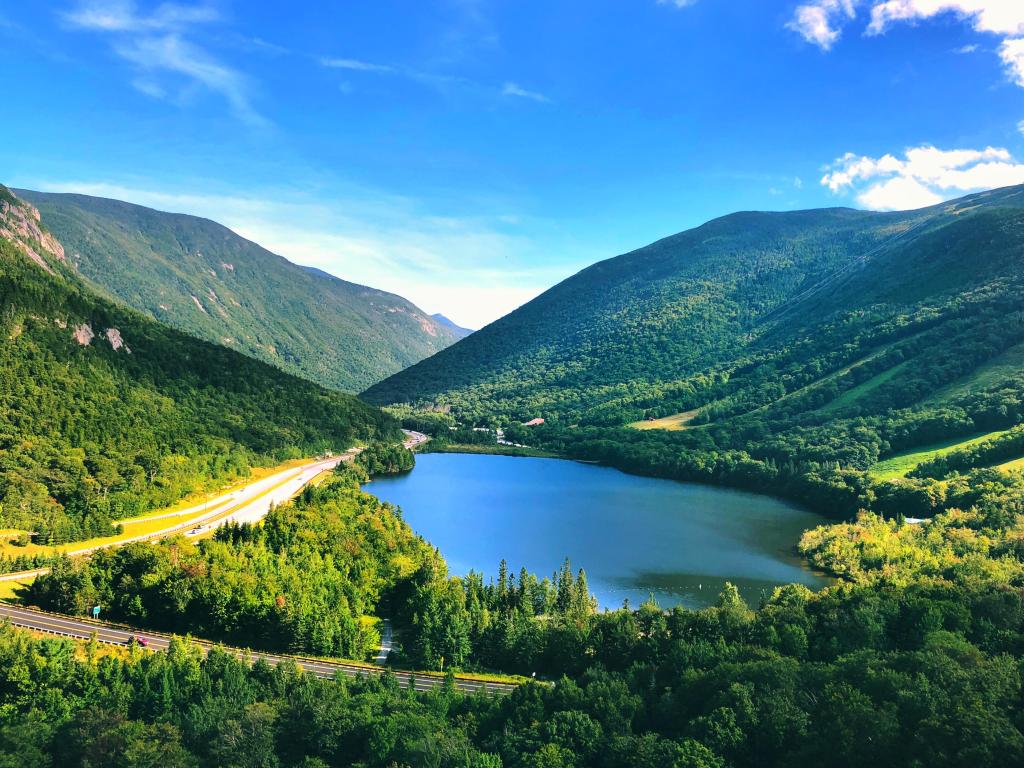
(365, 453, 829, 610)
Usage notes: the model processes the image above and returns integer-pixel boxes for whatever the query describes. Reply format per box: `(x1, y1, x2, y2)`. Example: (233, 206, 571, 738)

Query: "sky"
(1, 1, 1023, 329)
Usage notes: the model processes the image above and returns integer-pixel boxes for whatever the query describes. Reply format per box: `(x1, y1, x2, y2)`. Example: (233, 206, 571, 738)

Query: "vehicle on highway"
(127, 635, 149, 648)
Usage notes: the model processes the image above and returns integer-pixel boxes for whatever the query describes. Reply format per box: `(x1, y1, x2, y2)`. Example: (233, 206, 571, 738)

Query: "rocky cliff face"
(0, 186, 66, 274)
(1, 187, 130, 353)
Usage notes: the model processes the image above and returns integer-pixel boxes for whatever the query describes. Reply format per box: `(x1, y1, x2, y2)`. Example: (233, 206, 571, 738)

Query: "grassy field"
(0, 580, 31, 602)
(818, 361, 908, 415)
(995, 455, 1024, 473)
(870, 430, 1010, 481)
(627, 409, 700, 431)
(926, 340, 1024, 404)
(0, 458, 317, 560)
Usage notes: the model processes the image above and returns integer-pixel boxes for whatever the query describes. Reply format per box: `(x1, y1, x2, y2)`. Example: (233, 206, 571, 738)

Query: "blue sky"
(2, 1, 1023, 328)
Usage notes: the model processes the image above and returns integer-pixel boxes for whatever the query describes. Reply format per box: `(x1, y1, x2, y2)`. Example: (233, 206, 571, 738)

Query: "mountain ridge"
(363, 184, 1024, 519)
(15, 189, 460, 392)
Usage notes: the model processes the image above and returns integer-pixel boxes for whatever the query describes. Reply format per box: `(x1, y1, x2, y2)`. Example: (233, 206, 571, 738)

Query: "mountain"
(431, 313, 473, 338)
(365, 185, 1024, 518)
(15, 190, 461, 393)
(0, 186, 397, 544)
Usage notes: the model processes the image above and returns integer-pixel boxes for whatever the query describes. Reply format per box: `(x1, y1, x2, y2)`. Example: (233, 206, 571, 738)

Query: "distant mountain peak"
(431, 313, 474, 339)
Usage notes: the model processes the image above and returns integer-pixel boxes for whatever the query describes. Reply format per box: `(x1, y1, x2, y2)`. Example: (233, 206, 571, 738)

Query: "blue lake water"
(364, 452, 829, 610)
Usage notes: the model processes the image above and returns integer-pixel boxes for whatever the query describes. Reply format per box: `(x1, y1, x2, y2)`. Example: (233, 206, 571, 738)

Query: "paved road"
(402, 429, 429, 449)
(0, 604, 515, 696)
(0, 456, 345, 584)
(0, 431, 429, 582)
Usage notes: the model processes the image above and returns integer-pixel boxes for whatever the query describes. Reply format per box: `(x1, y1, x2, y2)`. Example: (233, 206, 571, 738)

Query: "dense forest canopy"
(13, 457, 1024, 767)
(0, 187, 398, 543)
(17, 189, 461, 393)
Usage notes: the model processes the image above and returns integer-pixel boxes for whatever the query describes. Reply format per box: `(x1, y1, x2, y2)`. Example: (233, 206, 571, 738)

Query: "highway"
(0, 430, 429, 582)
(0, 430, 503, 695)
(0, 604, 515, 696)
(0, 456, 345, 583)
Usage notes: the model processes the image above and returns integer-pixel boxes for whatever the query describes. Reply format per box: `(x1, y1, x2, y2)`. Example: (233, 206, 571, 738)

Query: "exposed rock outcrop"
(0, 188, 67, 274)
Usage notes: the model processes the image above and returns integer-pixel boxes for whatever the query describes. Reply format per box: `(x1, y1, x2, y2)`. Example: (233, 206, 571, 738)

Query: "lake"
(364, 452, 829, 610)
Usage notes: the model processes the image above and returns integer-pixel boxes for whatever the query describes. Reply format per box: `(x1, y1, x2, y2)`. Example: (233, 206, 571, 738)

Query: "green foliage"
(0, 194, 398, 543)
(400, 557, 599, 672)
(909, 425, 1024, 479)
(356, 442, 415, 476)
(13, 448, 1024, 767)
(18, 189, 461, 393)
(5, 562, 1024, 766)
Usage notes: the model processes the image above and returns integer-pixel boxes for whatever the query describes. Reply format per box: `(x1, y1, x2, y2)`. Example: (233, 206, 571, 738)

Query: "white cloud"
(786, 0, 858, 50)
(28, 179, 575, 328)
(657, 0, 699, 8)
(1018, 118, 1024, 135)
(1001, 37, 1024, 86)
(501, 82, 551, 103)
(62, 1, 263, 125)
(788, 1, 1024, 90)
(319, 57, 393, 73)
(866, 1, 1024, 36)
(821, 144, 1024, 209)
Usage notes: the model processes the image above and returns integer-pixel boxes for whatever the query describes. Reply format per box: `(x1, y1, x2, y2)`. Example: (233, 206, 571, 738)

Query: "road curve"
(0, 604, 515, 696)
(2, 431, 428, 579)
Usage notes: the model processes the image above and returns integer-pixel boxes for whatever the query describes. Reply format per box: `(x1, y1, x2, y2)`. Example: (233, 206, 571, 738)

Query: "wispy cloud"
(501, 82, 551, 103)
(821, 144, 1024, 210)
(319, 56, 394, 73)
(316, 54, 548, 105)
(63, 0, 219, 31)
(61, 1, 265, 125)
(657, 0, 699, 7)
(787, 2, 1024, 90)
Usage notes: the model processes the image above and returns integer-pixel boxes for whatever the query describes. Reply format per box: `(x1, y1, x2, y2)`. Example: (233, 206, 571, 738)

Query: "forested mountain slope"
(16, 189, 460, 392)
(365, 186, 1024, 419)
(0, 186, 397, 544)
(366, 185, 1024, 518)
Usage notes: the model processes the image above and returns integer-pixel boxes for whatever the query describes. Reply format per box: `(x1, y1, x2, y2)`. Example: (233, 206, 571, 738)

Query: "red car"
(126, 635, 150, 648)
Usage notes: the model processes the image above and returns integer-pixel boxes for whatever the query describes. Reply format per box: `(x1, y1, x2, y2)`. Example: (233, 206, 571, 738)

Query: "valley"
(3, 181, 1024, 766)
(7, 5, 1024, 763)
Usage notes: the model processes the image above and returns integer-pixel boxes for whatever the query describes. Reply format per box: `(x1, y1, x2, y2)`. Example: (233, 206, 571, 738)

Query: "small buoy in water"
(698, 583, 702, 590)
